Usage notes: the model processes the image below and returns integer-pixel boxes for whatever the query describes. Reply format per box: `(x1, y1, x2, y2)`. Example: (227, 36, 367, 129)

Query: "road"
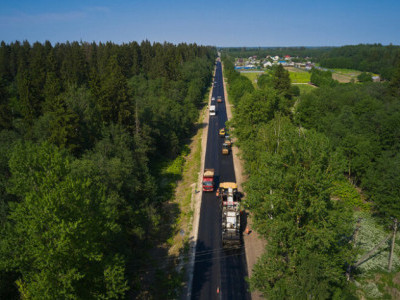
(191, 61, 250, 300)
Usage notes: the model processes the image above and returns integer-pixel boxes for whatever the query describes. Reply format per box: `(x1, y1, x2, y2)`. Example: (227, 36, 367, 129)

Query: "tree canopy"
(0, 40, 216, 298)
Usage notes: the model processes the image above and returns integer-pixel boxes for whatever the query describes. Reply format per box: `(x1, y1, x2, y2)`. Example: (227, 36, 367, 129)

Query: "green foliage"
(290, 84, 300, 97)
(223, 54, 356, 297)
(310, 68, 339, 87)
(1, 142, 129, 299)
(329, 180, 370, 210)
(318, 44, 400, 79)
(244, 118, 354, 298)
(357, 72, 373, 82)
(296, 83, 400, 220)
(257, 73, 274, 89)
(389, 61, 400, 96)
(0, 40, 216, 298)
(232, 88, 287, 142)
(272, 64, 291, 96)
(223, 59, 254, 105)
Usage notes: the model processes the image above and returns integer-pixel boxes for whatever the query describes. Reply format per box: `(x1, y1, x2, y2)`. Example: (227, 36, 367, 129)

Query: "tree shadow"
(190, 240, 214, 299)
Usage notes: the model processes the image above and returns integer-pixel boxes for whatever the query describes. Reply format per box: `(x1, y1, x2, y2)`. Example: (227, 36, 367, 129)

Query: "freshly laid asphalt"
(191, 61, 250, 300)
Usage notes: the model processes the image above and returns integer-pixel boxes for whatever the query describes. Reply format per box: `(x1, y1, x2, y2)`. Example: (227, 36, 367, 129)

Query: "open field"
(288, 69, 311, 83)
(240, 71, 261, 87)
(295, 84, 316, 95)
(331, 68, 362, 83)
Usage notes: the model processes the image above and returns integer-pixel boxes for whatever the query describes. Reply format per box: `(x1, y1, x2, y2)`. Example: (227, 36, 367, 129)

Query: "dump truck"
(202, 169, 215, 192)
(222, 143, 230, 155)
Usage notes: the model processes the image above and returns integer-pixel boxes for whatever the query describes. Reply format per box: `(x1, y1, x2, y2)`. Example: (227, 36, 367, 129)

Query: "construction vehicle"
(217, 182, 242, 247)
(222, 201, 241, 247)
(219, 128, 225, 137)
(216, 182, 239, 203)
(222, 143, 230, 155)
(202, 169, 215, 192)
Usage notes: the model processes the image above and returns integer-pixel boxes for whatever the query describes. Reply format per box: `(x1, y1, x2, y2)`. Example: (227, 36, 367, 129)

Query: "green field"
(240, 72, 263, 87)
(295, 84, 316, 95)
(289, 71, 311, 83)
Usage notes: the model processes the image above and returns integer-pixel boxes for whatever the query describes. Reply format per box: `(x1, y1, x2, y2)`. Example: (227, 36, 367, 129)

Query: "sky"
(0, 0, 399, 47)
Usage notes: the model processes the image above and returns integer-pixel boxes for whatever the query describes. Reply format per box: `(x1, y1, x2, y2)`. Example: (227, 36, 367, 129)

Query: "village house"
(263, 61, 272, 68)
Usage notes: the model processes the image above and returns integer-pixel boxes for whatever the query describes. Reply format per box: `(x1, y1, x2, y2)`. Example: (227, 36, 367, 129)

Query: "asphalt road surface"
(191, 61, 250, 300)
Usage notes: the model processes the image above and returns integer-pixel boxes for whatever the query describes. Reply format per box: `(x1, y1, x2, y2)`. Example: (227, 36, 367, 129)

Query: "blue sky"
(0, 0, 399, 46)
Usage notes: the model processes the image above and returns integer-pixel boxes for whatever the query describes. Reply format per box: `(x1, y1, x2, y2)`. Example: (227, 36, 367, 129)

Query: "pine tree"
(273, 64, 291, 96)
(98, 55, 133, 126)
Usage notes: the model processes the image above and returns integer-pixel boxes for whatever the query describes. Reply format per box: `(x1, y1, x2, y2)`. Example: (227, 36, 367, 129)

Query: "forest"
(0, 40, 215, 299)
(318, 44, 400, 80)
(223, 54, 400, 298)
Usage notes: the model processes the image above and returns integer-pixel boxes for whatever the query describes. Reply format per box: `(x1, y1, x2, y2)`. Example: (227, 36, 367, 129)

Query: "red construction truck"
(202, 169, 215, 192)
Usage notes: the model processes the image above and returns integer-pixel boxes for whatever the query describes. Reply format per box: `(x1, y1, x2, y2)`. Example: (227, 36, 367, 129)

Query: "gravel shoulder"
(222, 63, 266, 300)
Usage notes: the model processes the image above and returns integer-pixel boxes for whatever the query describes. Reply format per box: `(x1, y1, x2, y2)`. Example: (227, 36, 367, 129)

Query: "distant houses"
(263, 61, 272, 68)
(234, 54, 315, 70)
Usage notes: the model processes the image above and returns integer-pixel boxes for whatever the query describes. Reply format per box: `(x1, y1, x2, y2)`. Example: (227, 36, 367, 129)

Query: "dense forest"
(223, 54, 400, 298)
(223, 44, 400, 79)
(0, 40, 215, 298)
(318, 44, 400, 79)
